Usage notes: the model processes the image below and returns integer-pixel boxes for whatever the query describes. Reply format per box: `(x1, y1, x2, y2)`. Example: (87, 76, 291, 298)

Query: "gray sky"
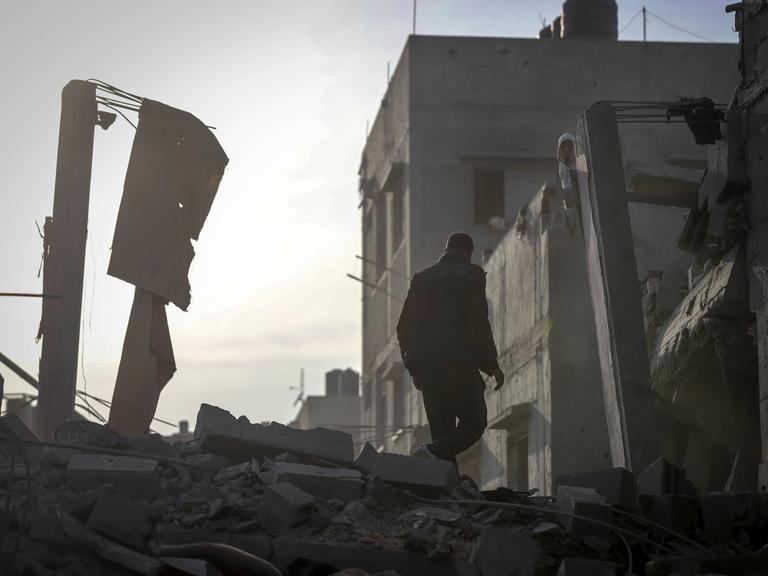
(0, 1, 737, 431)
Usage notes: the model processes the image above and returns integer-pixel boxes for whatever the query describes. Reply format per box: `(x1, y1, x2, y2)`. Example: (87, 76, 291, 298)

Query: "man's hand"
(492, 367, 505, 391)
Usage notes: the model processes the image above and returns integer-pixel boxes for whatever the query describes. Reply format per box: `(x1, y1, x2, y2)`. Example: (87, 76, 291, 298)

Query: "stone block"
(370, 453, 459, 493)
(354, 442, 378, 475)
(639, 494, 697, 536)
(557, 467, 639, 512)
(556, 486, 613, 538)
(195, 403, 354, 463)
(260, 461, 361, 502)
(27, 512, 71, 552)
(67, 453, 159, 498)
(471, 526, 541, 576)
(87, 485, 154, 551)
(556, 558, 618, 576)
(258, 482, 316, 529)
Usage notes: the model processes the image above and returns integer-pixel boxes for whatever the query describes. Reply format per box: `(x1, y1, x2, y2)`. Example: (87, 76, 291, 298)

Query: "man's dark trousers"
(413, 360, 487, 467)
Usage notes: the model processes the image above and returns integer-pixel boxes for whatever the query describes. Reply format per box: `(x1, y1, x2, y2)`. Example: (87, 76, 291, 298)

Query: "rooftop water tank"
(561, 0, 618, 40)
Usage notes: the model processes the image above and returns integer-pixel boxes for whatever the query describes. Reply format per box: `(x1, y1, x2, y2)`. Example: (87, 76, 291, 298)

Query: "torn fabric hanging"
(107, 98, 227, 434)
(108, 287, 176, 435)
(108, 99, 229, 311)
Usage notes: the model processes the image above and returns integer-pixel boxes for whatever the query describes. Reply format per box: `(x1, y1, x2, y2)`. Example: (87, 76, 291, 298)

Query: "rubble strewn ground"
(1, 408, 768, 576)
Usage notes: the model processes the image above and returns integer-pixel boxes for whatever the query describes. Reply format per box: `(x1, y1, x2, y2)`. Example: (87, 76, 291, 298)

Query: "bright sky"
(0, 1, 737, 432)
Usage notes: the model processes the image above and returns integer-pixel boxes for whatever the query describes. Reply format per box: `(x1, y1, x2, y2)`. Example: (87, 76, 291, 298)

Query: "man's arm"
(468, 269, 504, 388)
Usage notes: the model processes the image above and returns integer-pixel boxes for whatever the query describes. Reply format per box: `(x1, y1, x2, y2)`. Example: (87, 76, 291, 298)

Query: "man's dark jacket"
(396, 251, 499, 376)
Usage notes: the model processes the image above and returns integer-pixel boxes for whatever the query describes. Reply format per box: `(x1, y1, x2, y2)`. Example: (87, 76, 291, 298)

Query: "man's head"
(445, 232, 474, 258)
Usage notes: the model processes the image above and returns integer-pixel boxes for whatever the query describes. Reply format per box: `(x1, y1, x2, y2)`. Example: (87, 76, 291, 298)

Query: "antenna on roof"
(290, 368, 305, 407)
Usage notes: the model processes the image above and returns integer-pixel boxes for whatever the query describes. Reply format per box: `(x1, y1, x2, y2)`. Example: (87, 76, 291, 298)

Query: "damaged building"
(359, 0, 738, 490)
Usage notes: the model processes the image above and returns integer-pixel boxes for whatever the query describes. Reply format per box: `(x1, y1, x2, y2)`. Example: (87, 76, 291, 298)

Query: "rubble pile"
(1, 408, 768, 576)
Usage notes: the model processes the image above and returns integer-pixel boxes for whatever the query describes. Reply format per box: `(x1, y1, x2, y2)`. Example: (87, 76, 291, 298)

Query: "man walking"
(397, 232, 504, 466)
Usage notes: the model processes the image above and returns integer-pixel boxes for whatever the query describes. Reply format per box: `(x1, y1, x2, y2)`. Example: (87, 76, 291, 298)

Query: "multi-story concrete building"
(358, 3, 738, 488)
(290, 368, 363, 445)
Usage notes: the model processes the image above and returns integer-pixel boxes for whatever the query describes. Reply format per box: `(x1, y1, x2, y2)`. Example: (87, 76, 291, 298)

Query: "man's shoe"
(411, 443, 439, 460)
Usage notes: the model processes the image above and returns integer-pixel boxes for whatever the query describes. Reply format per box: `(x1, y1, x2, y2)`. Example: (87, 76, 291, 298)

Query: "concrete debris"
(556, 486, 613, 538)
(354, 442, 379, 475)
(370, 452, 459, 493)
(66, 453, 160, 497)
(470, 526, 542, 576)
(4, 406, 768, 575)
(196, 403, 355, 463)
(259, 461, 362, 502)
(258, 482, 316, 530)
(556, 467, 639, 512)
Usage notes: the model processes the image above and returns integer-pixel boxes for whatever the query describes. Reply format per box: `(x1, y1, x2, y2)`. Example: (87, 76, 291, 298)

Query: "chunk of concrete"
(639, 494, 697, 536)
(471, 526, 542, 576)
(258, 482, 316, 530)
(557, 467, 639, 512)
(212, 460, 258, 484)
(637, 456, 697, 497)
(195, 403, 354, 463)
(556, 486, 613, 538)
(87, 485, 154, 551)
(353, 442, 378, 475)
(59, 489, 99, 521)
(1, 414, 42, 465)
(260, 461, 361, 502)
(370, 453, 459, 493)
(186, 453, 234, 477)
(67, 454, 159, 498)
(556, 558, 617, 576)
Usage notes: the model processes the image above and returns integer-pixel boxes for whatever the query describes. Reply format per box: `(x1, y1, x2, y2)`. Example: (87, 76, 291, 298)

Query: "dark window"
(474, 168, 505, 224)
(375, 194, 387, 279)
(391, 177, 405, 250)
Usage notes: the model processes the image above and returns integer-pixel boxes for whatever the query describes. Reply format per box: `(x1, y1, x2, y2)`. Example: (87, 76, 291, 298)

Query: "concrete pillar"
(37, 80, 97, 439)
(574, 102, 661, 474)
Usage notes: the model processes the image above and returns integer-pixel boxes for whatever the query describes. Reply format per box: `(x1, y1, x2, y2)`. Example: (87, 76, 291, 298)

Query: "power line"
(646, 9, 717, 43)
(619, 7, 643, 35)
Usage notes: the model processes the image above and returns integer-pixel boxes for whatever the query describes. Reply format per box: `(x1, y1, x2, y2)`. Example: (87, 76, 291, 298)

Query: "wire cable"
(645, 9, 717, 43)
(620, 8, 643, 35)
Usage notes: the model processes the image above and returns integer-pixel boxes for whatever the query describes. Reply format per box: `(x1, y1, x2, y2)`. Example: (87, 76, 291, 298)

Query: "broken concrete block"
(67, 453, 159, 498)
(556, 558, 617, 576)
(122, 433, 176, 458)
(59, 490, 99, 522)
(637, 456, 697, 497)
(471, 526, 542, 576)
(196, 403, 354, 463)
(639, 494, 697, 536)
(186, 453, 234, 477)
(258, 482, 316, 529)
(260, 462, 361, 502)
(557, 467, 639, 512)
(87, 485, 154, 551)
(556, 486, 613, 538)
(212, 459, 258, 484)
(370, 453, 459, 493)
(354, 442, 378, 475)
